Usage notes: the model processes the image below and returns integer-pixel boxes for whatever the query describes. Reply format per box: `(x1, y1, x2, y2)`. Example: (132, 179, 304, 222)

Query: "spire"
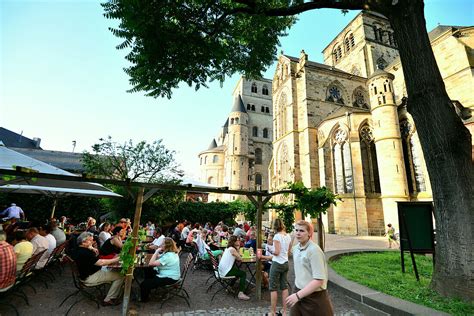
(231, 94, 247, 113)
(223, 118, 229, 127)
(208, 139, 218, 150)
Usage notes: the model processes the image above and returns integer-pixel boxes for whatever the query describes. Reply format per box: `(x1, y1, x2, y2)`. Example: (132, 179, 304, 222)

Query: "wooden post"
(318, 213, 324, 251)
(50, 198, 58, 219)
(122, 187, 144, 316)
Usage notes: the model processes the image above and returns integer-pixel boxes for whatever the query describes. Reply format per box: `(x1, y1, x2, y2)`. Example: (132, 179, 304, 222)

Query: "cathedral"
(199, 11, 473, 235)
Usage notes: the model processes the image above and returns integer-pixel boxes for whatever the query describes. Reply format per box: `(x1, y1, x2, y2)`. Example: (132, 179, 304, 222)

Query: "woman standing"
(285, 220, 333, 315)
(269, 218, 291, 316)
(217, 235, 250, 300)
(140, 237, 180, 302)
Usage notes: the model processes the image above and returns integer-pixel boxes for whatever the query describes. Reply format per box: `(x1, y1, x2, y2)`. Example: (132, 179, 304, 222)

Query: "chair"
(192, 243, 212, 272)
(0, 284, 19, 316)
(58, 256, 105, 316)
(156, 252, 193, 308)
(205, 249, 237, 301)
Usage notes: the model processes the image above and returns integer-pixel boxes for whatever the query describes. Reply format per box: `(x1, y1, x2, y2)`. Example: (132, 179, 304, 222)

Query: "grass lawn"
(329, 252, 473, 316)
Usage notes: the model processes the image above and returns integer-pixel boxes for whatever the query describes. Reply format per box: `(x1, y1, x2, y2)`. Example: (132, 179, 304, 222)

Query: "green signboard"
(397, 202, 435, 253)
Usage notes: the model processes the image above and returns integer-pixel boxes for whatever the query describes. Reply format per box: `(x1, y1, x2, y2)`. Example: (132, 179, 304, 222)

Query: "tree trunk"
(382, 0, 474, 300)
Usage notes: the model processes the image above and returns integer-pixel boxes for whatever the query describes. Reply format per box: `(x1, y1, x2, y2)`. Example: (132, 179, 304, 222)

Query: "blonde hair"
(295, 220, 314, 238)
(273, 218, 285, 232)
(163, 237, 179, 253)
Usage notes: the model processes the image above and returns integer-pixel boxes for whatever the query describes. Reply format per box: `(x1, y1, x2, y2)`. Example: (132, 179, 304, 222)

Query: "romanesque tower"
(367, 69, 409, 226)
(225, 95, 250, 200)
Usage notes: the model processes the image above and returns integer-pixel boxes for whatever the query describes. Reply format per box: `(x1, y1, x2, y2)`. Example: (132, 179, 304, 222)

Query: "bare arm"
(149, 250, 162, 267)
(230, 247, 242, 261)
(273, 239, 281, 256)
(285, 279, 325, 307)
(96, 256, 119, 266)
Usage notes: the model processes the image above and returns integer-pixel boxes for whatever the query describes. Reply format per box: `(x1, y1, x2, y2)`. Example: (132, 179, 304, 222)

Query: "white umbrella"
(0, 145, 121, 217)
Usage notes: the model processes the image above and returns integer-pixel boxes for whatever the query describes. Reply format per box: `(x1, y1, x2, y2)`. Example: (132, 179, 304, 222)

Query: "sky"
(1, 0, 473, 179)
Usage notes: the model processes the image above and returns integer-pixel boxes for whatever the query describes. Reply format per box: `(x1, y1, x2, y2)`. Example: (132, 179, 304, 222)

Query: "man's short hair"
(77, 231, 93, 245)
(0, 231, 6, 242)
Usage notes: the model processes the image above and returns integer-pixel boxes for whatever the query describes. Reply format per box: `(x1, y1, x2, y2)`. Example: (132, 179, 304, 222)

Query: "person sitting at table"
(0, 230, 16, 291)
(39, 224, 56, 254)
(219, 225, 230, 240)
(50, 221, 66, 246)
(140, 237, 180, 302)
(73, 232, 123, 306)
(98, 222, 112, 248)
(100, 226, 123, 259)
(186, 224, 201, 244)
(12, 230, 33, 273)
(206, 231, 220, 250)
(25, 227, 49, 269)
(148, 227, 165, 250)
(218, 236, 250, 301)
(196, 229, 222, 260)
(244, 231, 257, 253)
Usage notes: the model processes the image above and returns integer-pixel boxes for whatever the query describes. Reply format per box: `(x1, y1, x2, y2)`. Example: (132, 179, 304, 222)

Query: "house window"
(255, 148, 262, 164)
(360, 125, 381, 193)
(263, 128, 269, 138)
(400, 120, 426, 193)
(332, 129, 353, 194)
(213, 155, 218, 163)
(262, 85, 269, 95)
(251, 83, 257, 93)
(252, 126, 258, 137)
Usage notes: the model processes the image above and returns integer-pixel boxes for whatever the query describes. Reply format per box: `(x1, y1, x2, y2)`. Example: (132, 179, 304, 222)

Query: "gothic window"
(251, 82, 257, 93)
(252, 126, 258, 137)
(337, 46, 342, 60)
(277, 143, 290, 185)
(277, 93, 288, 137)
(333, 47, 339, 63)
(349, 33, 355, 47)
(230, 118, 234, 124)
(353, 89, 368, 109)
(235, 117, 239, 124)
(255, 173, 262, 186)
(212, 155, 218, 163)
(263, 128, 269, 138)
(255, 148, 262, 165)
(359, 125, 381, 193)
(332, 128, 353, 193)
(262, 85, 269, 95)
(326, 85, 345, 104)
(400, 120, 426, 193)
(251, 104, 255, 111)
(344, 37, 351, 52)
(376, 55, 387, 70)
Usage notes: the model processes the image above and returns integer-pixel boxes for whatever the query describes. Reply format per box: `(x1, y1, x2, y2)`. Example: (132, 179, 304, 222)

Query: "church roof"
(319, 106, 370, 126)
(208, 139, 218, 150)
(223, 118, 229, 127)
(199, 145, 225, 155)
(283, 55, 354, 77)
(231, 94, 247, 113)
(369, 68, 394, 79)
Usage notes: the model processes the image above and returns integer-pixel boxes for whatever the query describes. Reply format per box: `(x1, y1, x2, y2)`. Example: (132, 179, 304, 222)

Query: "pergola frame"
(0, 168, 295, 315)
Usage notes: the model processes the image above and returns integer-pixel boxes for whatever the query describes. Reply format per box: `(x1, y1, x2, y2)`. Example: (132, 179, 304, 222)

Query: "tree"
(82, 136, 184, 219)
(102, 0, 473, 300)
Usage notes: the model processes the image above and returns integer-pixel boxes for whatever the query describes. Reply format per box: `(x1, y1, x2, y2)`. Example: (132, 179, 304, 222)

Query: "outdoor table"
(107, 253, 154, 269)
(237, 256, 266, 292)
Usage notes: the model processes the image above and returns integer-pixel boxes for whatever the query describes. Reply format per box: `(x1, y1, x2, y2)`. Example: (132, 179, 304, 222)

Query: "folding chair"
(0, 283, 19, 316)
(205, 249, 237, 301)
(59, 256, 105, 316)
(157, 253, 193, 308)
(192, 243, 212, 272)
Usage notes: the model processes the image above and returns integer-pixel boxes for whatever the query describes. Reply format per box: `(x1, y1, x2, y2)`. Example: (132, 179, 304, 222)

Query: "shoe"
(102, 299, 121, 306)
(238, 292, 250, 300)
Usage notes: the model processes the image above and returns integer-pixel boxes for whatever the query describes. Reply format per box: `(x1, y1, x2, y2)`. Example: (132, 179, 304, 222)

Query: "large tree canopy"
(102, 0, 473, 301)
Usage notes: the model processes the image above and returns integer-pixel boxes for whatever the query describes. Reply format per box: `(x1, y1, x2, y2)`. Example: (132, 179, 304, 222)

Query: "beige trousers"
(84, 270, 124, 301)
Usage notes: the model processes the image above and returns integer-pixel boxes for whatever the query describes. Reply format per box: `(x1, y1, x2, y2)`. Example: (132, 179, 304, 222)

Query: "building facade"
(198, 77, 273, 202)
(269, 11, 473, 235)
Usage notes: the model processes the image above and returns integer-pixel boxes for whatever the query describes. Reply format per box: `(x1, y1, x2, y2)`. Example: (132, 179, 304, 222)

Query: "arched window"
(400, 120, 426, 193)
(247, 104, 251, 110)
(204, 156, 207, 164)
(230, 118, 234, 124)
(326, 85, 345, 104)
(207, 176, 214, 184)
(353, 88, 368, 109)
(251, 104, 255, 111)
(200, 157, 202, 165)
(255, 173, 262, 186)
(344, 37, 351, 52)
(359, 125, 381, 193)
(332, 128, 353, 193)
(337, 46, 342, 60)
(255, 148, 262, 164)
(349, 33, 355, 47)
(266, 107, 270, 113)
(277, 93, 288, 137)
(262, 85, 269, 95)
(263, 128, 269, 138)
(252, 126, 258, 137)
(277, 143, 290, 185)
(261, 106, 265, 112)
(251, 82, 257, 93)
(235, 117, 239, 124)
(212, 155, 218, 163)
(333, 47, 339, 63)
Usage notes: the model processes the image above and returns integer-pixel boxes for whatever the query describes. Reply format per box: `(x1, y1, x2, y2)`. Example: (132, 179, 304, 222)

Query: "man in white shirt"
(39, 224, 56, 254)
(26, 227, 50, 269)
(149, 227, 165, 250)
(233, 224, 246, 238)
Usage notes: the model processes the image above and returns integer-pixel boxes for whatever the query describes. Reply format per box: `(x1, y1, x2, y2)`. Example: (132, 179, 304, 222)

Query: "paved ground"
(0, 234, 387, 316)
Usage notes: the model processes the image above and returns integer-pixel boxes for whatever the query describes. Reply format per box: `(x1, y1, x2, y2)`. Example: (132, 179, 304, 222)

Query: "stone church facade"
(199, 77, 273, 202)
(269, 11, 473, 235)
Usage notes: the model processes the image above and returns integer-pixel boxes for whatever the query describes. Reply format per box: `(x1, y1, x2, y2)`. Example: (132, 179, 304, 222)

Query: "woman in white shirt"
(269, 218, 292, 316)
(217, 236, 250, 300)
(98, 222, 112, 248)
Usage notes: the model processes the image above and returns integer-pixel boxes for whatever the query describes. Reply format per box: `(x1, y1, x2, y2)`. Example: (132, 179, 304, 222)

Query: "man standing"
(0, 203, 25, 221)
(0, 230, 17, 290)
(73, 232, 124, 306)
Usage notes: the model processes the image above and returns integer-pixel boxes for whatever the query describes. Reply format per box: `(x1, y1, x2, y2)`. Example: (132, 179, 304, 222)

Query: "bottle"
(249, 247, 254, 257)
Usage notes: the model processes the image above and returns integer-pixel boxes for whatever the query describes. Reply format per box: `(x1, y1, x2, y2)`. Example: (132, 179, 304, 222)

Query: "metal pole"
(255, 195, 263, 300)
(122, 187, 144, 316)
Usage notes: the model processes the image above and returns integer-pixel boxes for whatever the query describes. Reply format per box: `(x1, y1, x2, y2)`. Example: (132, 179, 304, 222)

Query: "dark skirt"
(290, 289, 334, 316)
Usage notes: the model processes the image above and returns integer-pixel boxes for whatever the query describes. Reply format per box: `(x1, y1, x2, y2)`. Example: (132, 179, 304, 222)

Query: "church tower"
(225, 94, 250, 200)
(368, 69, 409, 227)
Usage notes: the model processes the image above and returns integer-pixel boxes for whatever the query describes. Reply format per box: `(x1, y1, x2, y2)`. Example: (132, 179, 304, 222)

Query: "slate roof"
(11, 148, 85, 173)
(231, 95, 247, 113)
(0, 127, 41, 149)
(208, 139, 218, 150)
(284, 55, 355, 77)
